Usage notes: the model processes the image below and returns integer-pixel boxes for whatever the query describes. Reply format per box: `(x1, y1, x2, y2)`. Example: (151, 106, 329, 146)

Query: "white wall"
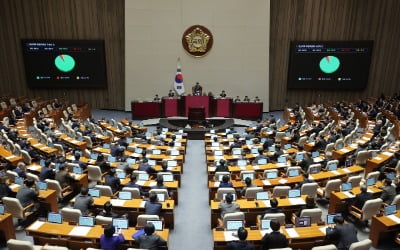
(125, 0, 270, 111)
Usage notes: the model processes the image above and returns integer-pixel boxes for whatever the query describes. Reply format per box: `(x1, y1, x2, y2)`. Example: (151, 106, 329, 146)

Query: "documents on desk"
(285, 228, 299, 238)
(27, 221, 44, 230)
(110, 199, 126, 207)
(28, 165, 41, 171)
(331, 170, 340, 175)
(262, 180, 271, 186)
(342, 168, 351, 173)
(6, 155, 15, 160)
(253, 165, 260, 170)
(313, 157, 323, 163)
(224, 231, 239, 241)
(140, 201, 146, 208)
(340, 148, 350, 153)
(263, 200, 271, 207)
(319, 226, 328, 235)
(382, 152, 393, 157)
(342, 191, 355, 198)
(136, 181, 145, 186)
(209, 167, 216, 172)
(375, 157, 382, 161)
(387, 214, 400, 224)
(9, 184, 20, 190)
(214, 182, 220, 187)
(289, 198, 306, 205)
(260, 229, 272, 236)
(278, 179, 288, 184)
(69, 226, 92, 236)
(148, 182, 157, 187)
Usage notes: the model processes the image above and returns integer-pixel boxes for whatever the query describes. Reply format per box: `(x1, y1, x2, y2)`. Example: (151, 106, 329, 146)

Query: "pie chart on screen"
(54, 54, 75, 72)
(319, 55, 340, 74)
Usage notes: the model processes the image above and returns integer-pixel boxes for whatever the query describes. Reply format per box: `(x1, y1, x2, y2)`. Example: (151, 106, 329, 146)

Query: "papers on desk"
(367, 188, 373, 193)
(136, 181, 145, 186)
(224, 232, 239, 241)
(253, 165, 260, 170)
(9, 184, 20, 190)
(263, 200, 271, 207)
(213, 182, 220, 187)
(93, 147, 102, 151)
(69, 226, 92, 236)
(340, 148, 350, 153)
(209, 167, 216, 172)
(27, 221, 44, 230)
(319, 226, 328, 235)
(239, 166, 246, 171)
(276, 163, 288, 168)
(331, 170, 340, 175)
(374, 157, 383, 161)
(110, 199, 126, 207)
(382, 152, 393, 157)
(148, 182, 157, 187)
(289, 198, 306, 205)
(342, 191, 355, 198)
(308, 175, 314, 181)
(260, 229, 272, 236)
(33, 143, 41, 147)
(5, 155, 15, 159)
(387, 214, 400, 224)
(285, 228, 299, 238)
(350, 144, 358, 148)
(313, 157, 323, 163)
(342, 168, 351, 173)
(71, 140, 79, 144)
(262, 180, 271, 186)
(140, 201, 146, 208)
(362, 136, 370, 140)
(28, 165, 41, 171)
(278, 179, 288, 184)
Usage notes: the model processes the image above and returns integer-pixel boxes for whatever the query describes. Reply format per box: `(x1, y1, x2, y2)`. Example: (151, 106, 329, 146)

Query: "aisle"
(168, 140, 213, 250)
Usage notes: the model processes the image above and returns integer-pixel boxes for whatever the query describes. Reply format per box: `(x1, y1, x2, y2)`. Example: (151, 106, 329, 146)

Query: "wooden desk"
(328, 184, 383, 213)
(27, 164, 88, 188)
(28, 139, 58, 156)
(370, 211, 400, 248)
(0, 146, 22, 166)
(309, 166, 364, 182)
(26, 220, 169, 247)
(10, 185, 59, 212)
(332, 146, 357, 160)
(60, 134, 87, 151)
(365, 152, 393, 175)
(0, 213, 16, 241)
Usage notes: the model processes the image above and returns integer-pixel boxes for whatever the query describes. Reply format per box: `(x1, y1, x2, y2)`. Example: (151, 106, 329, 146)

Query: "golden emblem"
(185, 27, 210, 53)
(182, 25, 213, 57)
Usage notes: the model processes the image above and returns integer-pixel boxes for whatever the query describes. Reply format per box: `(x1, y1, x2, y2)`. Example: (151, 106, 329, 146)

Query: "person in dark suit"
(138, 158, 157, 174)
(215, 159, 229, 172)
(352, 185, 372, 209)
(39, 159, 55, 181)
(219, 193, 240, 219)
(262, 138, 275, 149)
(261, 198, 282, 218)
(14, 162, 27, 178)
(314, 136, 328, 151)
(16, 179, 38, 208)
(220, 90, 227, 98)
(241, 177, 256, 197)
(326, 215, 358, 250)
(125, 175, 145, 196)
(136, 223, 167, 249)
(260, 221, 288, 250)
(145, 193, 162, 216)
(270, 145, 284, 162)
(100, 224, 125, 250)
(253, 147, 270, 164)
(55, 164, 75, 188)
(99, 201, 119, 218)
(73, 187, 93, 216)
(151, 175, 168, 190)
(227, 227, 255, 250)
(380, 178, 396, 204)
(0, 176, 12, 200)
(72, 152, 87, 170)
(104, 168, 120, 194)
(295, 196, 317, 217)
(219, 175, 233, 188)
(168, 89, 175, 97)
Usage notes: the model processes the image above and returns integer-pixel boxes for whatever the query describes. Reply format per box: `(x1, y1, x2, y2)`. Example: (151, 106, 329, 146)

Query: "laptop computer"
(47, 212, 62, 224)
(268, 146, 275, 152)
(78, 216, 95, 227)
(327, 163, 338, 171)
(73, 166, 82, 175)
(310, 166, 320, 174)
(295, 216, 311, 227)
(175, 142, 182, 147)
(223, 193, 237, 201)
(162, 128, 168, 133)
(40, 159, 46, 167)
(366, 178, 376, 186)
(37, 181, 47, 190)
(127, 158, 136, 165)
(0, 204, 5, 215)
(327, 213, 342, 224)
(118, 191, 132, 200)
(90, 153, 98, 160)
(278, 156, 286, 163)
(312, 151, 319, 158)
(88, 188, 100, 197)
(156, 193, 165, 202)
(258, 159, 267, 165)
(237, 160, 247, 167)
(288, 169, 300, 177)
(214, 150, 223, 156)
(170, 150, 179, 156)
(260, 138, 267, 143)
(148, 160, 156, 166)
(108, 156, 116, 163)
(135, 148, 143, 154)
(138, 173, 149, 181)
(211, 142, 220, 147)
(242, 173, 254, 181)
(295, 154, 304, 161)
(147, 220, 163, 231)
(246, 140, 253, 145)
(284, 144, 291, 150)
(384, 204, 397, 216)
(117, 171, 126, 179)
(341, 182, 352, 191)
(227, 134, 234, 139)
(103, 144, 110, 149)
(152, 149, 161, 155)
(113, 218, 129, 230)
(260, 219, 271, 230)
(126, 138, 133, 143)
(256, 192, 269, 200)
(232, 149, 242, 155)
(251, 148, 259, 154)
(308, 137, 314, 143)
(162, 174, 174, 182)
(337, 144, 344, 150)
(226, 220, 244, 231)
(286, 131, 291, 137)
(386, 172, 396, 180)
(167, 160, 177, 167)
(288, 189, 301, 198)
(266, 172, 278, 179)
(14, 177, 24, 185)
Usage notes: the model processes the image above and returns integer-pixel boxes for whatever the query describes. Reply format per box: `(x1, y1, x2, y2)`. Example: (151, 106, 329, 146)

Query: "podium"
(162, 98, 179, 117)
(214, 98, 232, 117)
(131, 101, 161, 119)
(188, 108, 205, 120)
(182, 96, 211, 117)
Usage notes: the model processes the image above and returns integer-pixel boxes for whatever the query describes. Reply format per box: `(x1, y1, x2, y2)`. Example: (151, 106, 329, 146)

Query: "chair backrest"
(7, 239, 35, 250)
(122, 187, 141, 199)
(308, 164, 321, 174)
(216, 187, 235, 200)
(263, 169, 279, 178)
(83, 136, 93, 148)
(136, 214, 159, 227)
(301, 182, 318, 198)
(348, 176, 362, 187)
(392, 194, 400, 206)
(21, 150, 32, 164)
(88, 165, 102, 182)
(94, 185, 113, 197)
(300, 208, 322, 224)
(356, 151, 371, 165)
(349, 239, 372, 250)
(245, 187, 263, 199)
(60, 207, 82, 223)
(272, 186, 291, 197)
(149, 189, 169, 200)
(311, 245, 337, 250)
(361, 198, 382, 220)
(95, 215, 112, 225)
(222, 212, 245, 228)
(46, 179, 62, 198)
(286, 166, 302, 176)
(6, 170, 18, 181)
(324, 179, 342, 198)
(262, 212, 286, 225)
(298, 136, 307, 147)
(269, 248, 293, 250)
(365, 171, 380, 181)
(334, 139, 344, 150)
(275, 132, 286, 142)
(2, 197, 24, 219)
(240, 170, 255, 180)
(26, 173, 40, 182)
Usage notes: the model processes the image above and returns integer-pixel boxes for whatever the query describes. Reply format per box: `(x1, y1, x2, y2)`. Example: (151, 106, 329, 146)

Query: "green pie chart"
(319, 55, 340, 74)
(54, 54, 75, 72)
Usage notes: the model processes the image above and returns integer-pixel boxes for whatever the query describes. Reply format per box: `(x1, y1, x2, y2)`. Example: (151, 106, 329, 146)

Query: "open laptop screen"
(226, 220, 243, 231)
(79, 216, 95, 227)
(327, 213, 342, 224)
(138, 173, 149, 181)
(118, 191, 132, 200)
(113, 218, 129, 229)
(256, 192, 269, 200)
(295, 216, 311, 227)
(0, 204, 4, 215)
(88, 188, 100, 197)
(341, 182, 352, 191)
(366, 178, 376, 186)
(48, 213, 62, 224)
(266, 172, 278, 179)
(147, 220, 163, 231)
(260, 219, 271, 230)
(156, 193, 165, 202)
(288, 189, 301, 198)
(288, 169, 300, 177)
(384, 204, 397, 216)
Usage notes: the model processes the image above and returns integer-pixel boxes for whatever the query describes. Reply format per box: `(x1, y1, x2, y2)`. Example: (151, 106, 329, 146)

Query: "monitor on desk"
(175, 142, 182, 147)
(337, 144, 344, 150)
(256, 192, 269, 200)
(285, 131, 291, 137)
(147, 220, 163, 231)
(117, 171, 126, 179)
(211, 142, 220, 147)
(268, 146, 275, 152)
(47, 212, 62, 224)
(162, 174, 174, 182)
(384, 204, 397, 216)
(278, 156, 286, 163)
(260, 219, 271, 230)
(73, 166, 82, 175)
(266, 172, 278, 179)
(246, 140, 253, 145)
(284, 144, 291, 150)
(327, 213, 342, 224)
(261, 138, 267, 143)
(108, 156, 116, 163)
(14, 177, 24, 185)
(308, 137, 314, 143)
(288, 189, 301, 198)
(251, 148, 259, 154)
(295, 216, 311, 227)
(156, 193, 165, 202)
(88, 188, 100, 197)
(118, 191, 132, 200)
(258, 159, 267, 165)
(226, 220, 243, 231)
(162, 128, 168, 133)
(295, 153, 304, 161)
(237, 160, 247, 167)
(327, 163, 337, 171)
(242, 173, 254, 181)
(90, 153, 98, 160)
(214, 150, 223, 156)
(78, 216, 95, 227)
(77, 137, 83, 142)
(312, 151, 319, 158)
(113, 218, 129, 230)
(371, 151, 378, 158)
(386, 172, 396, 180)
(288, 169, 300, 177)
(0, 204, 4, 215)
(170, 150, 179, 156)
(127, 158, 136, 164)
(145, 132, 152, 137)
(54, 163, 61, 171)
(223, 193, 236, 201)
(341, 182, 352, 191)
(227, 134, 234, 139)
(310, 167, 320, 174)
(138, 173, 149, 181)
(366, 178, 376, 186)
(232, 148, 242, 155)
(126, 138, 133, 143)
(152, 149, 161, 155)
(37, 181, 47, 190)
(167, 160, 177, 167)
(40, 159, 46, 167)
(135, 148, 143, 154)
(148, 160, 156, 166)
(103, 143, 110, 149)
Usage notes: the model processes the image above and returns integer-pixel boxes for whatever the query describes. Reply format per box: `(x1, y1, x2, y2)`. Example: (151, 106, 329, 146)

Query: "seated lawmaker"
(100, 224, 125, 250)
(39, 159, 55, 181)
(326, 215, 358, 250)
(227, 227, 254, 250)
(219, 175, 233, 188)
(73, 187, 93, 216)
(192, 82, 203, 96)
(99, 201, 119, 218)
(261, 198, 281, 217)
(260, 221, 288, 250)
(16, 179, 38, 209)
(145, 193, 162, 216)
(220, 90, 227, 98)
(168, 89, 175, 97)
(104, 168, 120, 194)
(219, 193, 240, 219)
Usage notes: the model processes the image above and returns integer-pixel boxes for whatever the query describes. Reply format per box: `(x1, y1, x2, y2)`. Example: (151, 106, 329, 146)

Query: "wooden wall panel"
(270, 0, 400, 110)
(0, 0, 124, 109)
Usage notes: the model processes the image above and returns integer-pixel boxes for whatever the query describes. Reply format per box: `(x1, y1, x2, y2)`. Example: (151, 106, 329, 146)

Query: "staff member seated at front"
(220, 90, 227, 98)
(260, 221, 288, 250)
(168, 89, 175, 97)
(100, 224, 125, 250)
(39, 159, 55, 181)
(192, 82, 203, 96)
